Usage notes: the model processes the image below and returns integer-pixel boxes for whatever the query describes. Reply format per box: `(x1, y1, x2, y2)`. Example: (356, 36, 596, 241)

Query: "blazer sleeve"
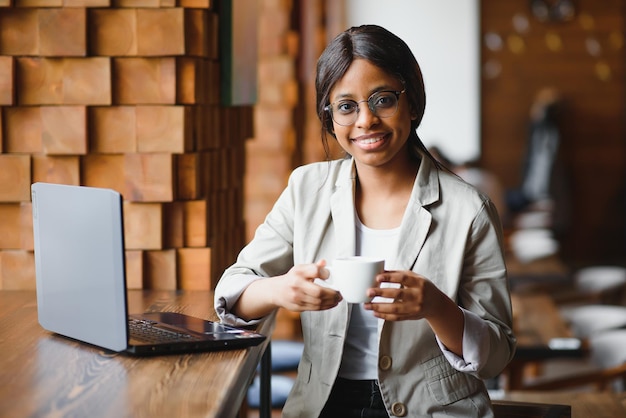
(458, 198, 517, 379)
(214, 170, 299, 326)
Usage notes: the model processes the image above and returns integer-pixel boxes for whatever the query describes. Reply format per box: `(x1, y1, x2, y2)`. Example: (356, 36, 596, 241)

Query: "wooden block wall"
(244, 0, 298, 241)
(0, 2, 251, 290)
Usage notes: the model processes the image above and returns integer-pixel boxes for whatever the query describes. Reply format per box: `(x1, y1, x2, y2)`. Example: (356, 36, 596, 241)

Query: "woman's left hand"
(363, 270, 444, 321)
(364, 270, 465, 356)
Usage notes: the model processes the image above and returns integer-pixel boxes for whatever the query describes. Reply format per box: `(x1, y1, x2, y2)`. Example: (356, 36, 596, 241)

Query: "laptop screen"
(32, 183, 129, 351)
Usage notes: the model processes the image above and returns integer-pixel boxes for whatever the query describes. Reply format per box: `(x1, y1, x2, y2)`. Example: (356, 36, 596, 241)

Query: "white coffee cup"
(326, 256, 385, 303)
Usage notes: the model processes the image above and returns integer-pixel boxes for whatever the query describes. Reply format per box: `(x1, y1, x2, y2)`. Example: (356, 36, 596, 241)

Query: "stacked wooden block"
(0, 1, 252, 290)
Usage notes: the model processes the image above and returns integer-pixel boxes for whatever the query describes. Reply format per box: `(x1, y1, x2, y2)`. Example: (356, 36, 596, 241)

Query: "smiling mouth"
(354, 134, 387, 145)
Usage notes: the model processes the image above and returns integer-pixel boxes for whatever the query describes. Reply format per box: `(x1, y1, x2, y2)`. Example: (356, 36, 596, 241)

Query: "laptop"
(31, 182, 266, 356)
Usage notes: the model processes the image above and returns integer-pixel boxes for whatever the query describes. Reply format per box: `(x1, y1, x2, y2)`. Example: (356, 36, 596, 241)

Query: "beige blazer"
(215, 154, 516, 417)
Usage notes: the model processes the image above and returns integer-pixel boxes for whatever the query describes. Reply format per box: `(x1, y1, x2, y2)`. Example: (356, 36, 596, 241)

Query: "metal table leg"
(259, 341, 272, 418)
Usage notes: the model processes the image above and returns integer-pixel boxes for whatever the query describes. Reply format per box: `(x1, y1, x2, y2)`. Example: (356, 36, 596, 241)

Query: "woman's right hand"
(233, 260, 342, 321)
(273, 260, 342, 312)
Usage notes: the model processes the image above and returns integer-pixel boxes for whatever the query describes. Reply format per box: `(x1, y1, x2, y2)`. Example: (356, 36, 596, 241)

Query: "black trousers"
(319, 378, 390, 418)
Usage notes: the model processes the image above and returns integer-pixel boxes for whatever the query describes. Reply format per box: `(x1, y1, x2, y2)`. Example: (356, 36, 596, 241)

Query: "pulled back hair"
(316, 24, 437, 164)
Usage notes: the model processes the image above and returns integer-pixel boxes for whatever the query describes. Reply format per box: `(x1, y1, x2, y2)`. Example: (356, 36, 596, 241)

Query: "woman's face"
(328, 59, 414, 171)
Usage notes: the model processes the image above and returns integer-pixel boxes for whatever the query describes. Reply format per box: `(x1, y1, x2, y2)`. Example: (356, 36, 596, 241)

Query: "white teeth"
(358, 137, 383, 144)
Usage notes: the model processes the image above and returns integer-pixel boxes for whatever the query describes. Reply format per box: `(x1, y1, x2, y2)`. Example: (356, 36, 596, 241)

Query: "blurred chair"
(553, 265, 626, 306)
(559, 304, 626, 339)
(509, 228, 560, 263)
(590, 329, 626, 390)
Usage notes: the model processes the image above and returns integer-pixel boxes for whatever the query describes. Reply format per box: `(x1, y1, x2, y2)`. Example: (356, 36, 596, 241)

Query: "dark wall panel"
(480, 0, 626, 265)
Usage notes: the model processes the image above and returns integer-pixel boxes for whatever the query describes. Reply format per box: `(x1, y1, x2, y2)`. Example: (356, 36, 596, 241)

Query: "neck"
(355, 155, 419, 196)
(353, 155, 420, 229)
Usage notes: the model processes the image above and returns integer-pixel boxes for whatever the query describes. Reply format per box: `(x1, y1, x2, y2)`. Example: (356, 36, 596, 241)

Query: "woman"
(215, 25, 516, 417)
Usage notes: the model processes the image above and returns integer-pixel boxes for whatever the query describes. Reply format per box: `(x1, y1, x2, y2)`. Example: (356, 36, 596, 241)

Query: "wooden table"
(0, 290, 273, 418)
(506, 292, 587, 389)
(499, 391, 626, 418)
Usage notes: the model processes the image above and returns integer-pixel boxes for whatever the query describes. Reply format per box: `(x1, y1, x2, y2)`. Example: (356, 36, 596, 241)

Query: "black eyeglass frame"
(324, 89, 406, 126)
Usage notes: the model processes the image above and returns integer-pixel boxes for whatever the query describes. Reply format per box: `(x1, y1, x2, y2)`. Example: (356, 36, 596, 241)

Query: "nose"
(354, 101, 379, 128)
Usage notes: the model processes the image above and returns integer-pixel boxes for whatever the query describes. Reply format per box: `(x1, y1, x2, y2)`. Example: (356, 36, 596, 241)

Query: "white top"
(338, 218, 399, 379)
(338, 216, 490, 379)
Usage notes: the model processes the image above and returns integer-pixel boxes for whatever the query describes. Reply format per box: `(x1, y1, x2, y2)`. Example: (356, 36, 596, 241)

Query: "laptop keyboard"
(128, 318, 201, 343)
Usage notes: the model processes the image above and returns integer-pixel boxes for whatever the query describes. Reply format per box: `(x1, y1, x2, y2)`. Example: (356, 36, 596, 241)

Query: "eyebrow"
(331, 85, 398, 102)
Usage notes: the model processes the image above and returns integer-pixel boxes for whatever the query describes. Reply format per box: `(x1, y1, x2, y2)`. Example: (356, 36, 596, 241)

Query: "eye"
(372, 92, 396, 109)
(335, 101, 357, 114)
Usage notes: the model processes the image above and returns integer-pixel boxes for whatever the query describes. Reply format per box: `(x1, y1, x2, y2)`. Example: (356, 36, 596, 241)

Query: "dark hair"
(315, 24, 437, 164)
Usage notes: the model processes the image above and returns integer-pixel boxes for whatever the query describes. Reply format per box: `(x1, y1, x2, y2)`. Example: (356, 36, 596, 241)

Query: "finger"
(297, 260, 332, 282)
(366, 286, 405, 301)
(314, 259, 331, 280)
(366, 301, 422, 321)
(299, 283, 341, 309)
(296, 294, 340, 311)
(379, 271, 428, 289)
(292, 263, 324, 280)
(376, 271, 411, 287)
(321, 290, 342, 308)
(371, 311, 420, 321)
(366, 302, 405, 319)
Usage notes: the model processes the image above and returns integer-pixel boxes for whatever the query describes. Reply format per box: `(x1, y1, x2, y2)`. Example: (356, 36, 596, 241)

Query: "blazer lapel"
(394, 154, 439, 270)
(330, 159, 358, 258)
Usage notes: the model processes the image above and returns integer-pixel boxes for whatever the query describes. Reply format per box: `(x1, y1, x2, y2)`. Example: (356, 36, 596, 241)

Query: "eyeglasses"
(324, 90, 406, 126)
